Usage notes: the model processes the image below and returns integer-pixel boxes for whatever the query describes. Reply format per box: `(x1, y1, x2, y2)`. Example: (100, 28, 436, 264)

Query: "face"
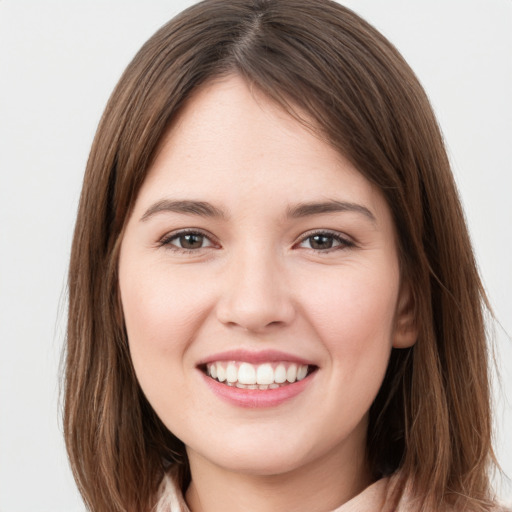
(118, 75, 415, 479)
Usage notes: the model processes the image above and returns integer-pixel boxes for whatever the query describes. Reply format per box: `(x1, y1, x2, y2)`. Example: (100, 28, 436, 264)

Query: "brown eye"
(298, 231, 354, 251)
(178, 233, 205, 249)
(162, 231, 214, 251)
(309, 234, 334, 250)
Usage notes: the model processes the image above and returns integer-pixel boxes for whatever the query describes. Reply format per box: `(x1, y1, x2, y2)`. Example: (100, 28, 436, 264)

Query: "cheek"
(298, 263, 399, 368)
(121, 263, 207, 347)
(118, 263, 210, 425)
(119, 264, 209, 402)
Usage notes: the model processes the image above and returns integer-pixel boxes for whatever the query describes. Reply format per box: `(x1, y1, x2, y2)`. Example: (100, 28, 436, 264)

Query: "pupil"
(181, 234, 203, 249)
(311, 234, 333, 249)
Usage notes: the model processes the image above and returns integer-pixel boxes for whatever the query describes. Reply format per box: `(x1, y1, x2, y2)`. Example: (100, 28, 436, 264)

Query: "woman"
(64, 0, 504, 510)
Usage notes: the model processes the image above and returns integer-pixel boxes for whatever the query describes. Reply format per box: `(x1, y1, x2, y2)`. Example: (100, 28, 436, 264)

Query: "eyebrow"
(140, 199, 227, 222)
(286, 200, 376, 223)
(139, 198, 376, 224)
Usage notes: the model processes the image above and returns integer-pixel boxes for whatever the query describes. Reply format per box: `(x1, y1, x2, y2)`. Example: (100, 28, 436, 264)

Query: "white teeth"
(216, 364, 226, 382)
(286, 364, 297, 383)
(206, 361, 311, 388)
(238, 363, 256, 385)
(256, 363, 274, 385)
(226, 363, 237, 383)
(274, 364, 287, 383)
(235, 383, 268, 390)
(236, 382, 258, 389)
(297, 365, 308, 381)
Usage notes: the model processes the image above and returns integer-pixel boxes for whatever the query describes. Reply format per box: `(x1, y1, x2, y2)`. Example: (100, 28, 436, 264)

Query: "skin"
(118, 75, 416, 512)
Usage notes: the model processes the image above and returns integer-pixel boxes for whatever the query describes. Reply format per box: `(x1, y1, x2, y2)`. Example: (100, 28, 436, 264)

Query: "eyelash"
(158, 229, 355, 254)
(296, 229, 355, 252)
(158, 229, 217, 254)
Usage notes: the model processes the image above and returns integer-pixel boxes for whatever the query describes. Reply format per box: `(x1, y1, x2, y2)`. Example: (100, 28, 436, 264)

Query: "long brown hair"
(64, 1, 497, 510)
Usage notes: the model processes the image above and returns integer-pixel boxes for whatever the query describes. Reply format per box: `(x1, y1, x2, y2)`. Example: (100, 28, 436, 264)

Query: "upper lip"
(197, 349, 316, 366)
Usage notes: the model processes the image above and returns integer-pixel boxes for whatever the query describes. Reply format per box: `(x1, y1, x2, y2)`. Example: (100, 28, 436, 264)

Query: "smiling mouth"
(202, 361, 316, 389)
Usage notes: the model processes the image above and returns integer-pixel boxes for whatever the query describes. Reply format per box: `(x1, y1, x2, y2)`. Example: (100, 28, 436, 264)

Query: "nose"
(215, 247, 296, 333)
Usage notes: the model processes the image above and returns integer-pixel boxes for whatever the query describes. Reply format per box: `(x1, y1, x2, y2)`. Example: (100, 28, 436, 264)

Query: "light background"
(0, 1, 510, 510)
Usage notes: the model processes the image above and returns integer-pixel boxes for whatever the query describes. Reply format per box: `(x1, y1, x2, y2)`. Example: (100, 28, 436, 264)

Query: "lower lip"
(200, 371, 314, 408)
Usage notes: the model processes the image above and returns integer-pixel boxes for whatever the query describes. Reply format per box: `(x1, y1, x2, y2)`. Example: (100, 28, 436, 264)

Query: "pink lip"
(200, 370, 316, 408)
(197, 349, 314, 366)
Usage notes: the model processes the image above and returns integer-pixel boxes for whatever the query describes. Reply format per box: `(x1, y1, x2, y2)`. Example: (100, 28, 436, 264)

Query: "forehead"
(134, 74, 389, 225)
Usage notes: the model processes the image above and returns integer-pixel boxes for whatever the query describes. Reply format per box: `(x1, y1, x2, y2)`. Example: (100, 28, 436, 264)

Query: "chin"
(186, 431, 316, 477)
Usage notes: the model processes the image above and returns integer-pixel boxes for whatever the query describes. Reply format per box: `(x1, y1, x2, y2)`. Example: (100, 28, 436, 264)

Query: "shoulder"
(153, 469, 511, 512)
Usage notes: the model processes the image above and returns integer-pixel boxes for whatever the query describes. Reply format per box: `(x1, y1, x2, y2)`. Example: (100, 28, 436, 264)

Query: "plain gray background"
(0, 1, 511, 510)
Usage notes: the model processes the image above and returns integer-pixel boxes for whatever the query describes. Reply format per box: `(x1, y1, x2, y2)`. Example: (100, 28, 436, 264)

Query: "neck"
(184, 437, 372, 512)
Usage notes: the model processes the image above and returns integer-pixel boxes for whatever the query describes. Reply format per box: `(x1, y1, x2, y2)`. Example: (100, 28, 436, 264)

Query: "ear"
(392, 281, 418, 348)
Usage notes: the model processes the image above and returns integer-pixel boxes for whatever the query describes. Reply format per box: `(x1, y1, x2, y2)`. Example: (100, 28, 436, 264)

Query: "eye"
(160, 230, 216, 252)
(297, 231, 354, 251)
